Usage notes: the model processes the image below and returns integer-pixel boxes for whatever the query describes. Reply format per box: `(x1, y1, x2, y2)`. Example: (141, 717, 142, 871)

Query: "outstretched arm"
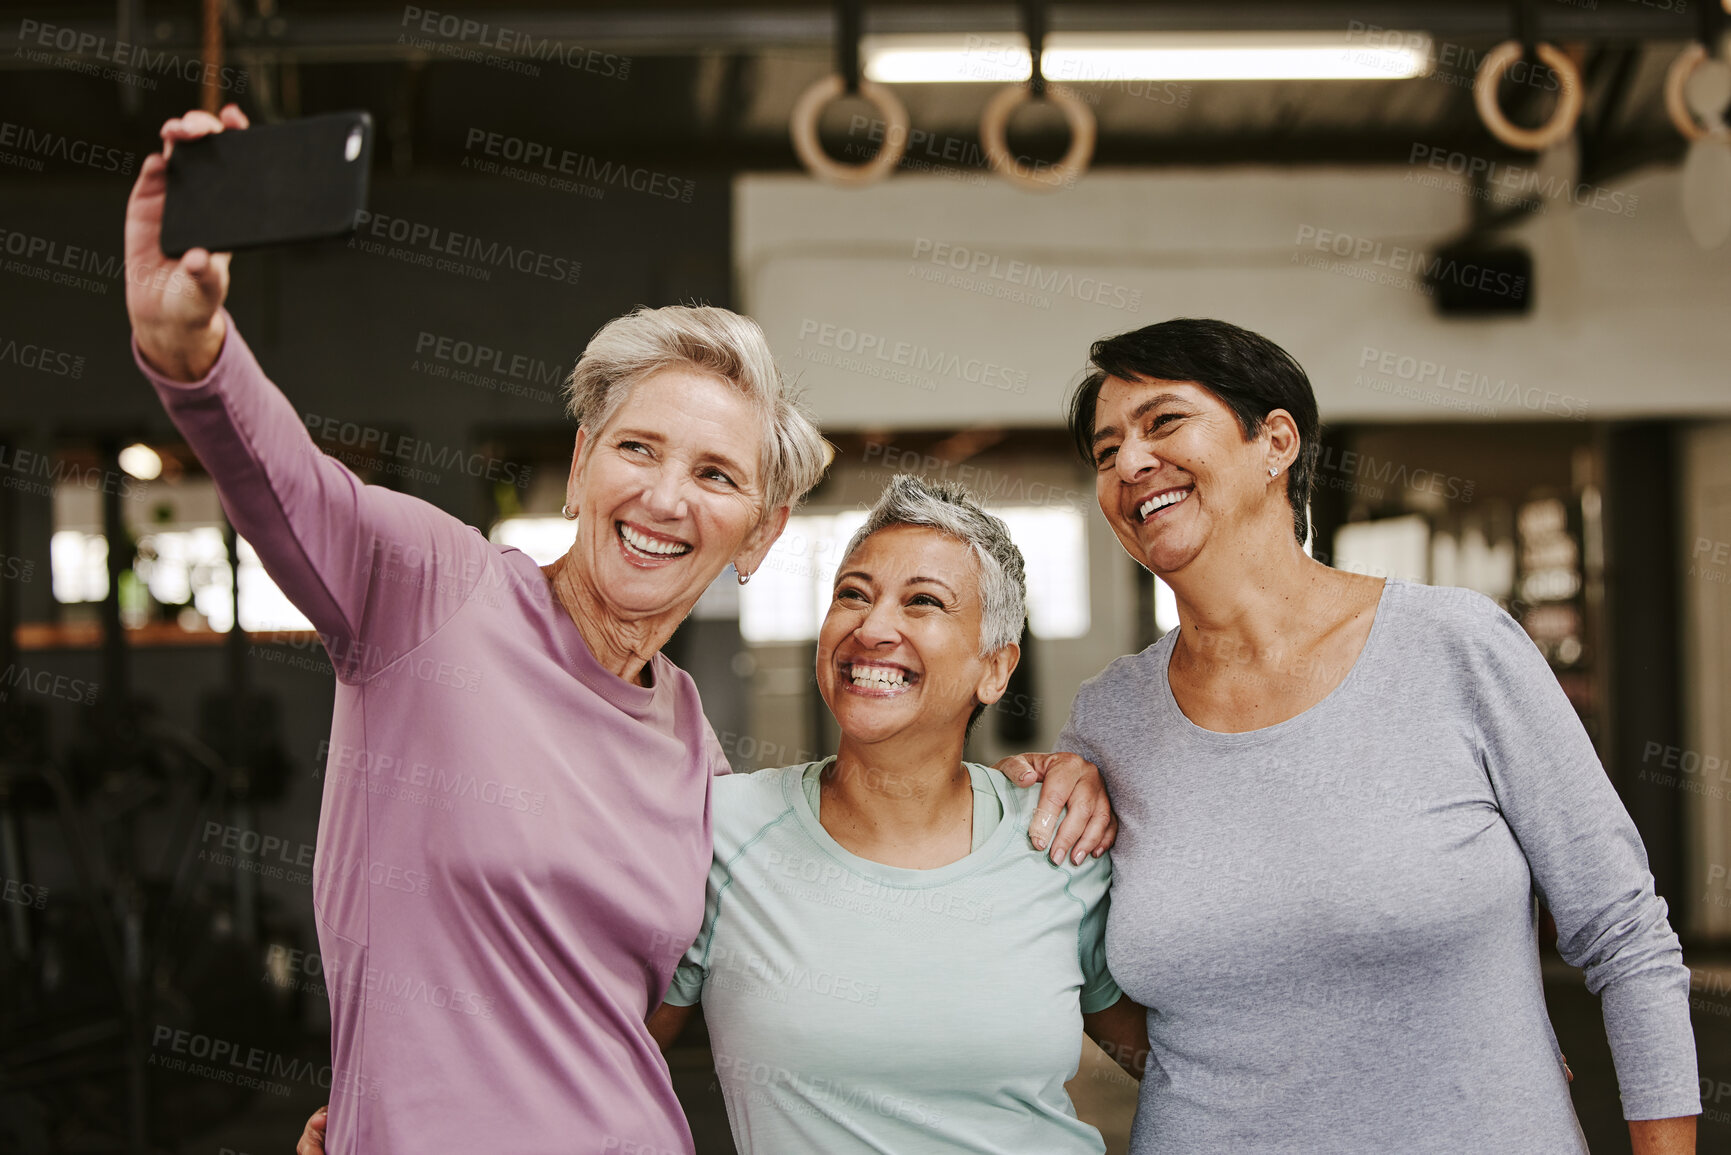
(994, 751, 1118, 863)
(126, 106, 495, 675)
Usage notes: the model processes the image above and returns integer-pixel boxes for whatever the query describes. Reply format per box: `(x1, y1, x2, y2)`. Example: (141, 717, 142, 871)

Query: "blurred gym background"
(2, 1, 1731, 1151)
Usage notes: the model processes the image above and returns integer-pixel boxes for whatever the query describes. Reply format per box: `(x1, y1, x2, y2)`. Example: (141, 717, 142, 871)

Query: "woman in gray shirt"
(1035, 319, 1698, 1154)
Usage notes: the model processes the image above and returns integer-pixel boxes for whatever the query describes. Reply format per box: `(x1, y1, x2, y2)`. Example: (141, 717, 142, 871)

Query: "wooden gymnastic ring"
(789, 74, 910, 187)
(978, 83, 1096, 193)
(1472, 41, 1584, 152)
(1665, 43, 1721, 142)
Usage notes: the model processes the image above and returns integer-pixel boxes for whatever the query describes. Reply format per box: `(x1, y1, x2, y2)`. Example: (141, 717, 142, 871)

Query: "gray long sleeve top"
(1059, 579, 1698, 1154)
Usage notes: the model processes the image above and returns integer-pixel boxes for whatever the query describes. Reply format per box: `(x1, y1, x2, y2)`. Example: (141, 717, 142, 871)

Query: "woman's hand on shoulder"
(995, 751, 1118, 864)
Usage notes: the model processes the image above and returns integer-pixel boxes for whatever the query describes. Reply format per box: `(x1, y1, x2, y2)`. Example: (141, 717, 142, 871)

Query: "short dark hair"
(1067, 318, 1320, 544)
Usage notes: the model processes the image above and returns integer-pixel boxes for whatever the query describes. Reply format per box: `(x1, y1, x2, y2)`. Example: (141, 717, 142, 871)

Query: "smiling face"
(1089, 376, 1294, 575)
(816, 525, 1016, 749)
(564, 366, 786, 621)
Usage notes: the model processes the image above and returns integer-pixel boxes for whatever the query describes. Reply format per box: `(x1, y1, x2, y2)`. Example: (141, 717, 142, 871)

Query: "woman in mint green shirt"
(648, 476, 1147, 1154)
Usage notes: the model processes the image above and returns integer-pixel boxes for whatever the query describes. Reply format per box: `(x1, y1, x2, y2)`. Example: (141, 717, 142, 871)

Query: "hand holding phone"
(124, 105, 249, 383)
(161, 111, 372, 257)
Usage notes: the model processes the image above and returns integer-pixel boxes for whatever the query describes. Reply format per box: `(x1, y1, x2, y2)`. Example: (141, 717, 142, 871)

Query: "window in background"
(50, 462, 312, 632)
(1331, 514, 1432, 584)
(489, 515, 573, 565)
(1153, 575, 1179, 635)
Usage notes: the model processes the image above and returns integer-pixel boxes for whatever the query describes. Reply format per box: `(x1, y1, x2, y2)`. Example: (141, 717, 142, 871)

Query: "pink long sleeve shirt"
(135, 315, 721, 1155)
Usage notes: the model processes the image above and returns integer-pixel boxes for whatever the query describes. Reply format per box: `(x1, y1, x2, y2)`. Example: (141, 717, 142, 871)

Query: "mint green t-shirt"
(665, 759, 1121, 1155)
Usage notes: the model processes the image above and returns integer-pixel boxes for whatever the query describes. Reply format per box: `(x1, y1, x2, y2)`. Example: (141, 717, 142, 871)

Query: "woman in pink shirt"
(127, 106, 1113, 1155)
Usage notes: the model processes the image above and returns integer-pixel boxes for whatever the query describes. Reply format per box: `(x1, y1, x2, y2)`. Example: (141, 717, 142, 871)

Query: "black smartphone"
(160, 111, 373, 258)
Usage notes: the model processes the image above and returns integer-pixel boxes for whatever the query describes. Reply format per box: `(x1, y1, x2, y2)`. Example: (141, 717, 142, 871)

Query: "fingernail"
(1073, 849, 1085, 865)
(1032, 838, 1046, 851)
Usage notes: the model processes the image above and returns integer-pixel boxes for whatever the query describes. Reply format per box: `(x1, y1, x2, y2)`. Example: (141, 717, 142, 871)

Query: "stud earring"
(1268, 466, 1278, 478)
(561, 504, 577, 520)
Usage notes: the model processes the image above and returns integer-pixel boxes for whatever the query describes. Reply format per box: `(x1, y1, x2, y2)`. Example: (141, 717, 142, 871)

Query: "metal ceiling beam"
(1, 3, 1703, 69)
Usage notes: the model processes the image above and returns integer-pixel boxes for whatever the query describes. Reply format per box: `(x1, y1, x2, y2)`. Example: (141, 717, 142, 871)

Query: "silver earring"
(737, 569, 752, 586)
(1268, 466, 1278, 478)
(561, 504, 576, 520)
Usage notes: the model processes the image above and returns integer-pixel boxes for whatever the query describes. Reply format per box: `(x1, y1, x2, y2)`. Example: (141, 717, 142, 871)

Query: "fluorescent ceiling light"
(864, 32, 1433, 84)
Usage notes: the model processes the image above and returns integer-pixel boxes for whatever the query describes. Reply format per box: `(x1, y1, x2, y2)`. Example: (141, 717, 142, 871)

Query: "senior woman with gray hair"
(127, 105, 823, 1155)
(646, 475, 1149, 1154)
(131, 106, 1113, 1155)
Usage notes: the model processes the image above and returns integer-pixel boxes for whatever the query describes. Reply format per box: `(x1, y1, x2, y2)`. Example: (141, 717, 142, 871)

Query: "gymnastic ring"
(789, 74, 910, 187)
(1665, 43, 1722, 142)
(979, 83, 1096, 193)
(1472, 41, 1584, 152)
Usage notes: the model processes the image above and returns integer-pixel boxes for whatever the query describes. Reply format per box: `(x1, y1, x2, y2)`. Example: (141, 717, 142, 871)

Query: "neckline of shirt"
(800, 760, 1003, 853)
(499, 546, 666, 715)
(1151, 576, 1403, 746)
(782, 757, 1026, 889)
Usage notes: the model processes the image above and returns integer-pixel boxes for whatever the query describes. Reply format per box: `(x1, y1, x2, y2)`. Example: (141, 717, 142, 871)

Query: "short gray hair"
(841, 474, 1027, 655)
(566, 305, 829, 512)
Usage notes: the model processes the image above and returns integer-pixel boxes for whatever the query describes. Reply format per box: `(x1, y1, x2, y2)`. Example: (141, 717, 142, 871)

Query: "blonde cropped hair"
(566, 305, 828, 512)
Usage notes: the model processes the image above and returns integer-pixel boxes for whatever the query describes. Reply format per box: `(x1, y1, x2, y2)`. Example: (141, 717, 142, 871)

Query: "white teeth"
(619, 524, 691, 557)
(849, 664, 909, 688)
(1139, 490, 1191, 520)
